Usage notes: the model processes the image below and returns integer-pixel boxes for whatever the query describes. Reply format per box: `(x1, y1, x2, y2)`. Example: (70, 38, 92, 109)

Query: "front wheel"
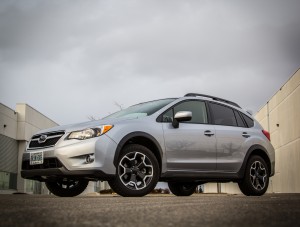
(168, 182, 197, 196)
(46, 179, 89, 197)
(238, 155, 269, 196)
(108, 144, 159, 197)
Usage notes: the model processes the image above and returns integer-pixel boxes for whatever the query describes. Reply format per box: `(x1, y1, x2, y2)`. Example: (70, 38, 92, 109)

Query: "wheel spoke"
(257, 174, 265, 182)
(137, 162, 146, 169)
(130, 174, 137, 183)
(125, 168, 131, 174)
(130, 159, 137, 167)
(250, 175, 256, 185)
(137, 171, 145, 180)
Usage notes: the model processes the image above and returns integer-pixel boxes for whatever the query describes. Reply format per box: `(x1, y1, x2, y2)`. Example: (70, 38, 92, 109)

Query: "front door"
(162, 100, 217, 171)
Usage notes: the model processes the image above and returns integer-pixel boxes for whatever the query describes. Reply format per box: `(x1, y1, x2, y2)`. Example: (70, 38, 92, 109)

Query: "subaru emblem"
(38, 135, 48, 144)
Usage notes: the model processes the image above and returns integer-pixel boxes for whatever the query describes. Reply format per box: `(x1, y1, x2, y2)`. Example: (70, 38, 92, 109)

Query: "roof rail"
(184, 93, 241, 108)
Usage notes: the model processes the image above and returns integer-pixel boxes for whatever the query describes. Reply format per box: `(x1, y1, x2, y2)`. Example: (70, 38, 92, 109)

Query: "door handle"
(204, 130, 214, 137)
(242, 132, 251, 138)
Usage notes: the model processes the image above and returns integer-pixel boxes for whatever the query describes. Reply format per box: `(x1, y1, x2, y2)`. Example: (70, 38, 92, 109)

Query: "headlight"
(67, 125, 113, 140)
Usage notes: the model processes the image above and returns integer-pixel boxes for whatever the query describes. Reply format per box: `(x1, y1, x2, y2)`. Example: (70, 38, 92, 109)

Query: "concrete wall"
(204, 68, 300, 194)
(0, 104, 18, 140)
(0, 103, 59, 193)
(1, 103, 102, 195)
(0, 103, 58, 141)
(16, 104, 58, 141)
(15, 104, 59, 193)
(255, 69, 300, 193)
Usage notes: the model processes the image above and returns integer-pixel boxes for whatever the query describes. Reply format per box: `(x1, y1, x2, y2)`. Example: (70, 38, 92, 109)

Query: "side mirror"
(172, 111, 192, 128)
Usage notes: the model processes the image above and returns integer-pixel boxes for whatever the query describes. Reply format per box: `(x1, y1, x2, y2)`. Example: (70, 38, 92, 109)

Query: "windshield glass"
(104, 98, 176, 119)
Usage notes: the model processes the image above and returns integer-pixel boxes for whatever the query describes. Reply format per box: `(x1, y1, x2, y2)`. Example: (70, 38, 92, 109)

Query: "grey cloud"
(0, 0, 299, 124)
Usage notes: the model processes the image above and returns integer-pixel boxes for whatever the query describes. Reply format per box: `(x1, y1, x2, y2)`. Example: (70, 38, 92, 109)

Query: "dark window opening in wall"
(0, 171, 17, 190)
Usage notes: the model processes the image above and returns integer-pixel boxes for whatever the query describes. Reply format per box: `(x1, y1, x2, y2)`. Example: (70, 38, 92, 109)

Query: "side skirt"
(160, 170, 243, 183)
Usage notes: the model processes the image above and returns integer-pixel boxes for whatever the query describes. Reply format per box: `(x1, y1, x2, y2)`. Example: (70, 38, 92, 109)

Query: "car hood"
(35, 117, 138, 135)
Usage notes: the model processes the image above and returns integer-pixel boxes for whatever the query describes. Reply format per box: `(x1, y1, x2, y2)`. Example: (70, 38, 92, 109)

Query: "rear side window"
(209, 103, 237, 127)
(242, 113, 254, 128)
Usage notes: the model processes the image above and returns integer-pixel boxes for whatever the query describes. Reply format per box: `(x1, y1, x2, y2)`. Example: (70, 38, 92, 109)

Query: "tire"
(238, 155, 269, 196)
(168, 182, 197, 196)
(46, 179, 89, 197)
(108, 144, 159, 197)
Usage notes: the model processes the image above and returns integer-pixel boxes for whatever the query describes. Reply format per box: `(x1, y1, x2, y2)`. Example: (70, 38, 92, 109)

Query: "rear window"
(242, 113, 254, 128)
(234, 110, 247, 128)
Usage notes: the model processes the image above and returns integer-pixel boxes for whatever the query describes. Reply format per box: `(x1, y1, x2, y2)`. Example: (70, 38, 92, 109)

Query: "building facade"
(255, 69, 300, 193)
(0, 103, 58, 194)
(204, 68, 300, 194)
(0, 103, 108, 195)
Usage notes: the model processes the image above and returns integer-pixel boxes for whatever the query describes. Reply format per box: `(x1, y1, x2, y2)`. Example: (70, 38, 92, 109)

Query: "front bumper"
(21, 134, 118, 181)
(21, 167, 114, 181)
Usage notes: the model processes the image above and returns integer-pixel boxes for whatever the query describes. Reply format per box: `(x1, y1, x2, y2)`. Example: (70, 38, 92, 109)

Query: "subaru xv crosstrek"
(21, 93, 275, 197)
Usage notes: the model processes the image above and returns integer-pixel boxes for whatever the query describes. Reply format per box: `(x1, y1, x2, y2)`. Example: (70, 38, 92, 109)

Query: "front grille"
(29, 137, 61, 148)
(22, 158, 63, 170)
(28, 131, 65, 149)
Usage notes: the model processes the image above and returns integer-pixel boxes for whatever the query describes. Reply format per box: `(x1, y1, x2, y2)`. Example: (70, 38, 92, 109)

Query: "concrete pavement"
(1, 193, 299, 226)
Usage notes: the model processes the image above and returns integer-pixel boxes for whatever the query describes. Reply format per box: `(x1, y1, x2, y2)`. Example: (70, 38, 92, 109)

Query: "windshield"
(104, 98, 176, 119)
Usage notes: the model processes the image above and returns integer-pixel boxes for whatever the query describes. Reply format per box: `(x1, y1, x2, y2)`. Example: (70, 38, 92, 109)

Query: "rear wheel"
(46, 179, 88, 197)
(238, 155, 269, 196)
(108, 144, 159, 197)
(168, 182, 197, 196)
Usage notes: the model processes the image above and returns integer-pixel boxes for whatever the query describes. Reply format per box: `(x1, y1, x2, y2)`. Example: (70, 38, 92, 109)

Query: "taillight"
(262, 130, 271, 141)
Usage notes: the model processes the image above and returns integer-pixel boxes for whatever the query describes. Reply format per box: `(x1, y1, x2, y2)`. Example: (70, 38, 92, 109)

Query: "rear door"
(208, 102, 249, 172)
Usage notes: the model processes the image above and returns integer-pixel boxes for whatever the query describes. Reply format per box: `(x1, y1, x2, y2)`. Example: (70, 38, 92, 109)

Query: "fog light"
(85, 154, 95, 164)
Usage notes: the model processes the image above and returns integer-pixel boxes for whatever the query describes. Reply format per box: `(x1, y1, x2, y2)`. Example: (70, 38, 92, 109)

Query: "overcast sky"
(0, 0, 299, 125)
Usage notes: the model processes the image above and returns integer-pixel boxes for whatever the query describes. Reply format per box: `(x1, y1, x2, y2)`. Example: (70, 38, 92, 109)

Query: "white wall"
(204, 68, 300, 194)
(16, 104, 59, 193)
(256, 69, 300, 193)
(16, 103, 58, 141)
(0, 104, 18, 139)
(0, 103, 59, 193)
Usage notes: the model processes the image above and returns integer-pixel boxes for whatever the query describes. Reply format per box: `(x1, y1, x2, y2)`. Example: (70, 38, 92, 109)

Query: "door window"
(162, 100, 208, 124)
(162, 109, 173, 122)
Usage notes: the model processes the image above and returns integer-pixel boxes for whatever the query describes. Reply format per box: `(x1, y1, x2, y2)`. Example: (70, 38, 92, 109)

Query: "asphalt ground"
(0, 193, 299, 227)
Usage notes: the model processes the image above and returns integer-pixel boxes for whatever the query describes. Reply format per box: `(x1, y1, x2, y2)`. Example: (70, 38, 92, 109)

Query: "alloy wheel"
(250, 161, 267, 191)
(118, 152, 153, 190)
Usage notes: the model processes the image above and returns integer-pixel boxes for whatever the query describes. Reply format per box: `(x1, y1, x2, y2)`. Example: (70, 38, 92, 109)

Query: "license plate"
(30, 151, 44, 165)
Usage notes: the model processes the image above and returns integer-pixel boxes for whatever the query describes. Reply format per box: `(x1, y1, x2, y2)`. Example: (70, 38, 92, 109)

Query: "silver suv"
(21, 93, 275, 197)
